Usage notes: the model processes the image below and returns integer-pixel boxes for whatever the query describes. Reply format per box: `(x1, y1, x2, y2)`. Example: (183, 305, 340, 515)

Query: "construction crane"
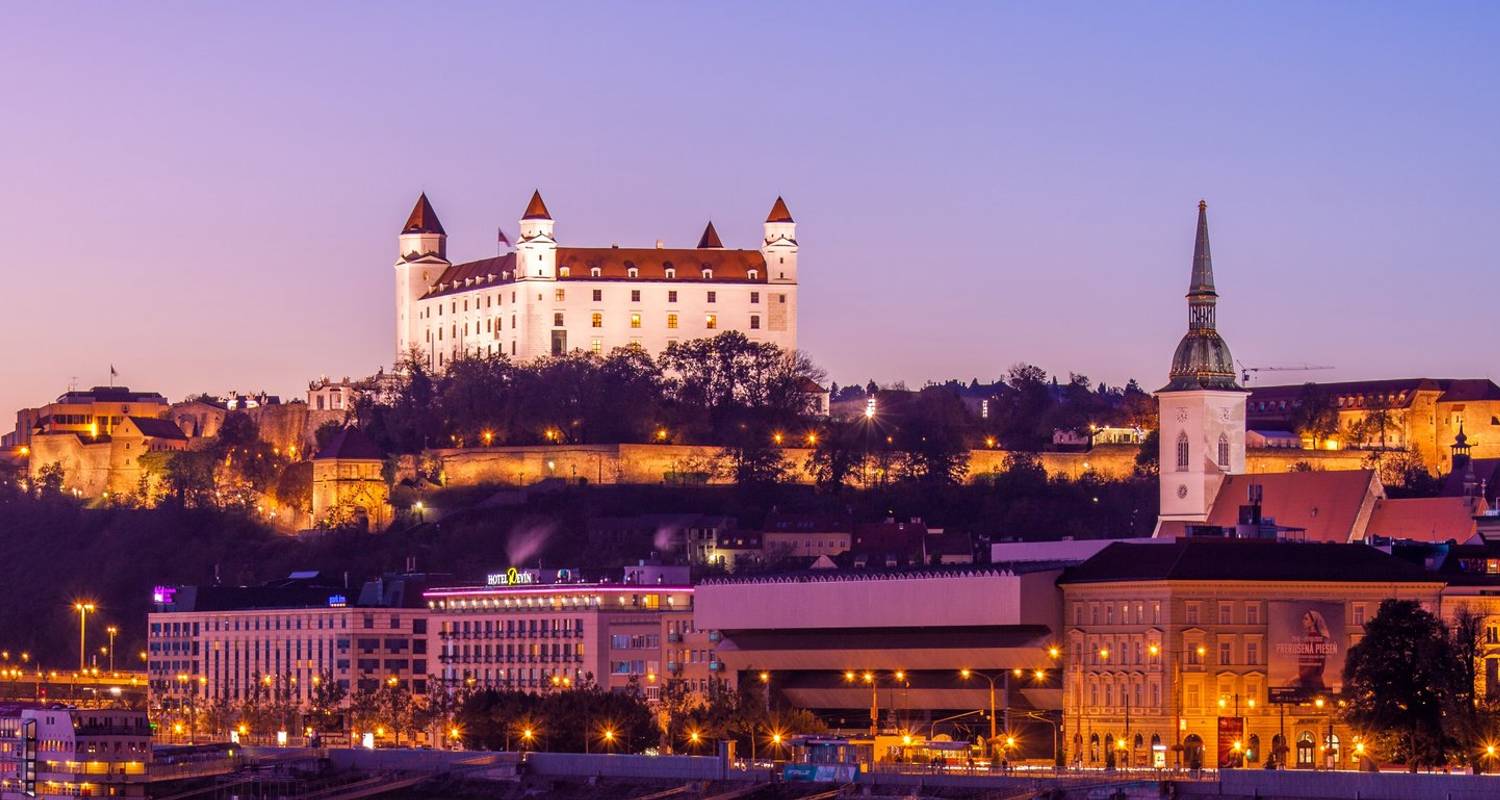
(1237, 361, 1335, 384)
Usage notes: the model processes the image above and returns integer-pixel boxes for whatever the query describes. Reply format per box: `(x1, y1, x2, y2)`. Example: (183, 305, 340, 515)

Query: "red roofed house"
(394, 191, 799, 369)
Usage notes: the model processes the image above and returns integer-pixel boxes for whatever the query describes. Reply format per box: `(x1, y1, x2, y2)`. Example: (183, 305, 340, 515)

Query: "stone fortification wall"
(412, 443, 1369, 489)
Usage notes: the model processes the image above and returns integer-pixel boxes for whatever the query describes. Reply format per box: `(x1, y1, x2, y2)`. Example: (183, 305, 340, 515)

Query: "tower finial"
(1190, 200, 1214, 296)
(697, 221, 724, 249)
(1162, 201, 1238, 392)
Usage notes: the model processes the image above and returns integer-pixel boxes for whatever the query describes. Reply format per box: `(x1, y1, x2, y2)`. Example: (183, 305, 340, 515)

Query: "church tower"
(515, 190, 558, 281)
(1156, 201, 1247, 528)
(394, 193, 449, 364)
(761, 196, 798, 284)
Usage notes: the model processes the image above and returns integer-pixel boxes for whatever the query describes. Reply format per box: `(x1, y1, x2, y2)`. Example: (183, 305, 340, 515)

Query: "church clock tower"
(1156, 201, 1247, 529)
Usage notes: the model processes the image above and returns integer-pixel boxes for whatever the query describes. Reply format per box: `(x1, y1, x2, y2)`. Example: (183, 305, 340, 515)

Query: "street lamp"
(72, 602, 95, 674)
(105, 626, 117, 673)
(960, 668, 1011, 759)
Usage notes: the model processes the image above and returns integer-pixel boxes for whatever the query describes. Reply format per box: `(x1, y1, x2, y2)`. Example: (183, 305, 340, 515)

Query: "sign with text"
(1268, 600, 1345, 702)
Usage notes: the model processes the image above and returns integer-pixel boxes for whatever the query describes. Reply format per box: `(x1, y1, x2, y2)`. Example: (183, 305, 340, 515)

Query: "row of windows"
(426, 287, 783, 319)
(1174, 431, 1232, 471)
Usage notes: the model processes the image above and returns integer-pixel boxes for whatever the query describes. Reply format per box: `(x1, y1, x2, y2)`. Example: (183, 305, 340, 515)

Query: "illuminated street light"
(73, 601, 95, 674)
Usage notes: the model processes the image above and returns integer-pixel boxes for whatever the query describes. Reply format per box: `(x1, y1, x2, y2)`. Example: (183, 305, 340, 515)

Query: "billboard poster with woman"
(1268, 600, 1345, 701)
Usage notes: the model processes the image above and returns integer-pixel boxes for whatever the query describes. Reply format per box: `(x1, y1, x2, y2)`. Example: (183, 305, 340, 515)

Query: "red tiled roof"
(402, 193, 445, 235)
(1365, 496, 1485, 543)
(766, 196, 794, 223)
(420, 254, 517, 300)
(315, 426, 385, 461)
(697, 222, 724, 249)
(1205, 470, 1382, 543)
(127, 416, 186, 440)
(555, 247, 766, 282)
(522, 190, 551, 220)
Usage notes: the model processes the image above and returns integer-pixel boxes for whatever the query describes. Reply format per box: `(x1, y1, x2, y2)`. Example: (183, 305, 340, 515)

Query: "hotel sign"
(486, 567, 537, 587)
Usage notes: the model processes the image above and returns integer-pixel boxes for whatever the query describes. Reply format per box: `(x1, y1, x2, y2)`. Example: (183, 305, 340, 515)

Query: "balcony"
(667, 661, 681, 673)
(708, 660, 723, 672)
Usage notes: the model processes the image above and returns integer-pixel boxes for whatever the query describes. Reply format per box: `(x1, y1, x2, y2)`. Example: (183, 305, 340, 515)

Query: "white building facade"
(394, 192, 799, 369)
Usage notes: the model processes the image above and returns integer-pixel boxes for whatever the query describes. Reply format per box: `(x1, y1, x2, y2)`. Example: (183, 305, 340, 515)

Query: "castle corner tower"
(1156, 201, 1247, 529)
(394, 193, 451, 363)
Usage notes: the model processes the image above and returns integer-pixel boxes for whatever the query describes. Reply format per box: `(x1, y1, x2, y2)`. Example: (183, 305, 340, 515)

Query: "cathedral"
(1156, 201, 1249, 528)
(394, 191, 800, 369)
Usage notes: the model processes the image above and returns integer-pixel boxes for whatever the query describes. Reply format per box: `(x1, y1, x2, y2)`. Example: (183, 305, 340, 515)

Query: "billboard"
(1268, 600, 1346, 702)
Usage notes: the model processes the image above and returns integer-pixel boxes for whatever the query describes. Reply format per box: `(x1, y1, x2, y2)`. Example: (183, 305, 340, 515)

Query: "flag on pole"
(497, 227, 511, 250)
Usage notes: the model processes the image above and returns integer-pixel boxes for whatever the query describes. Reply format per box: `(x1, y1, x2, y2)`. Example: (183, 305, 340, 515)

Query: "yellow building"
(1059, 538, 1443, 770)
(310, 427, 391, 530)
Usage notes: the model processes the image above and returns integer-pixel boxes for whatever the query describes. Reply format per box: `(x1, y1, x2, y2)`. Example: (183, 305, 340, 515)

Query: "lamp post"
(843, 669, 906, 737)
(960, 669, 1004, 757)
(105, 626, 118, 674)
(73, 602, 95, 674)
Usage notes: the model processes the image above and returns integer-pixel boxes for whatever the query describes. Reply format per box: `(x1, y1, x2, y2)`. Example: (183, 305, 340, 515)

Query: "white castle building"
(394, 191, 800, 368)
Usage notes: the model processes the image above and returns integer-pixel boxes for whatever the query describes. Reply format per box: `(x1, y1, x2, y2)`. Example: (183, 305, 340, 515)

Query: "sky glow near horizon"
(2, 3, 1497, 418)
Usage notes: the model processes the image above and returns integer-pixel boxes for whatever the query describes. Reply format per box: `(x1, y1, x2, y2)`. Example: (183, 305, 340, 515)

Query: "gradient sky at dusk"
(4, 3, 1498, 421)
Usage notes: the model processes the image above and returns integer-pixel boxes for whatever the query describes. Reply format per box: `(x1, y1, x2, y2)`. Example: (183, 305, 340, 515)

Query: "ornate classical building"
(1156, 202, 1248, 528)
(394, 192, 799, 369)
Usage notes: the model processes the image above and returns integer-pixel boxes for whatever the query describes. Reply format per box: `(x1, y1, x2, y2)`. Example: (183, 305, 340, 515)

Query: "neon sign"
(152, 586, 177, 605)
(485, 567, 536, 586)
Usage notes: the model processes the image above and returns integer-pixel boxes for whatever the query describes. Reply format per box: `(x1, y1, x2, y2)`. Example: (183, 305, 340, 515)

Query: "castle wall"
(415, 443, 1368, 490)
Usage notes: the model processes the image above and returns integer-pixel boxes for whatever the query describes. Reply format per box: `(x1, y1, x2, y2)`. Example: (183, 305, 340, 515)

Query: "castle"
(394, 191, 800, 369)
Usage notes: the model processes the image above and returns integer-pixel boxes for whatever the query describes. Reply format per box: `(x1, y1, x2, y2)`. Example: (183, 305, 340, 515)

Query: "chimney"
(655, 239, 664, 249)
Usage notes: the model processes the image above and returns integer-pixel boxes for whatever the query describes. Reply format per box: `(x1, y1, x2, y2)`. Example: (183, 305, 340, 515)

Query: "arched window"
(1176, 431, 1190, 472)
(1296, 731, 1315, 768)
(1089, 733, 1100, 763)
(1247, 734, 1261, 763)
(1217, 433, 1230, 468)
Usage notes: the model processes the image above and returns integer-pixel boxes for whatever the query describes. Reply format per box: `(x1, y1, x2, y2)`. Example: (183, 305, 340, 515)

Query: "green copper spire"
(1162, 201, 1242, 392)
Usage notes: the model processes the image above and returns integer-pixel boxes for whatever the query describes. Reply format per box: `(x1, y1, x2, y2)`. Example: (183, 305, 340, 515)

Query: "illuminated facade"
(1059, 539, 1443, 770)
(394, 192, 799, 368)
(147, 575, 434, 716)
(0, 706, 150, 800)
(425, 565, 712, 701)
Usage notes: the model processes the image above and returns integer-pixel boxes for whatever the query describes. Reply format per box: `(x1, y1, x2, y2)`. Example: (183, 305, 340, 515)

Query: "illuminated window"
(705, 314, 717, 330)
(630, 313, 642, 329)
(559, 267, 570, 278)
(591, 338, 602, 354)
(702, 269, 713, 280)
(591, 267, 601, 278)
(591, 313, 602, 328)
(555, 289, 565, 302)
(667, 313, 678, 329)
(665, 268, 676, 279)
(627, 268, 639, 279)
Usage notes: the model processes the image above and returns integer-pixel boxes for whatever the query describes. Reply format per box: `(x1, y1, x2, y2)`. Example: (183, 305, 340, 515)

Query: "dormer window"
(747, 269, 758, 280)
(665, 267, 676, 279)
(591, 267, 602, 278)
(559, 266, 570, 278)
(702, 269, 713, 280)
(628, 267, 639, 279)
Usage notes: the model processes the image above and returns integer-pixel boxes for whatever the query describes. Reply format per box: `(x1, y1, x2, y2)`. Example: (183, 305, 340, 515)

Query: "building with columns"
(394, 192, 799, 369)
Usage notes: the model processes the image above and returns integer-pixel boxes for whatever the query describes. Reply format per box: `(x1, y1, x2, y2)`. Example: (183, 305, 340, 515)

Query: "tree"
(306, 671, 347, 733)
(1448, 606, 1485, 768)
(1343, 599, 1459, 770)
(1292, 384, 1340, 449)
(805, 418, 866, 493)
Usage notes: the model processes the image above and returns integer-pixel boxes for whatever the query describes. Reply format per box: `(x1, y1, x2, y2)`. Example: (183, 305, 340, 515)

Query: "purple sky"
(4, 4, 1497, 422)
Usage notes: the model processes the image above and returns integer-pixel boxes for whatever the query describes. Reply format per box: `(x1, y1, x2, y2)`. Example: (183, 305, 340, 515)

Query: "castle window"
(705, 314, 717, 330)
(1217, 433, 1230, 468)
(1176, 431, 1189, 472)
(668, 290, 678, 303)
(748, 270, 758, 280)
(702, 269, 713, 280)
(553, 313, 564, 327)
(751, 291, 760, 304)
(667, 313, 678, 329)
(591, 267, 601, 278)
(665, 268, 676, 279)
(630, 313, 642, 329)
(627, 268, 639, 279)
(750, 315, 760, 330)
(591, 338, 602, 354)
(559, 267, 570, 278)
(591, 313, 602, 328)
(555, 289, 565, 302)
(631, 289, 641, 302)
(707, 291, 717, 303)
(593, 289, 602, 302)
